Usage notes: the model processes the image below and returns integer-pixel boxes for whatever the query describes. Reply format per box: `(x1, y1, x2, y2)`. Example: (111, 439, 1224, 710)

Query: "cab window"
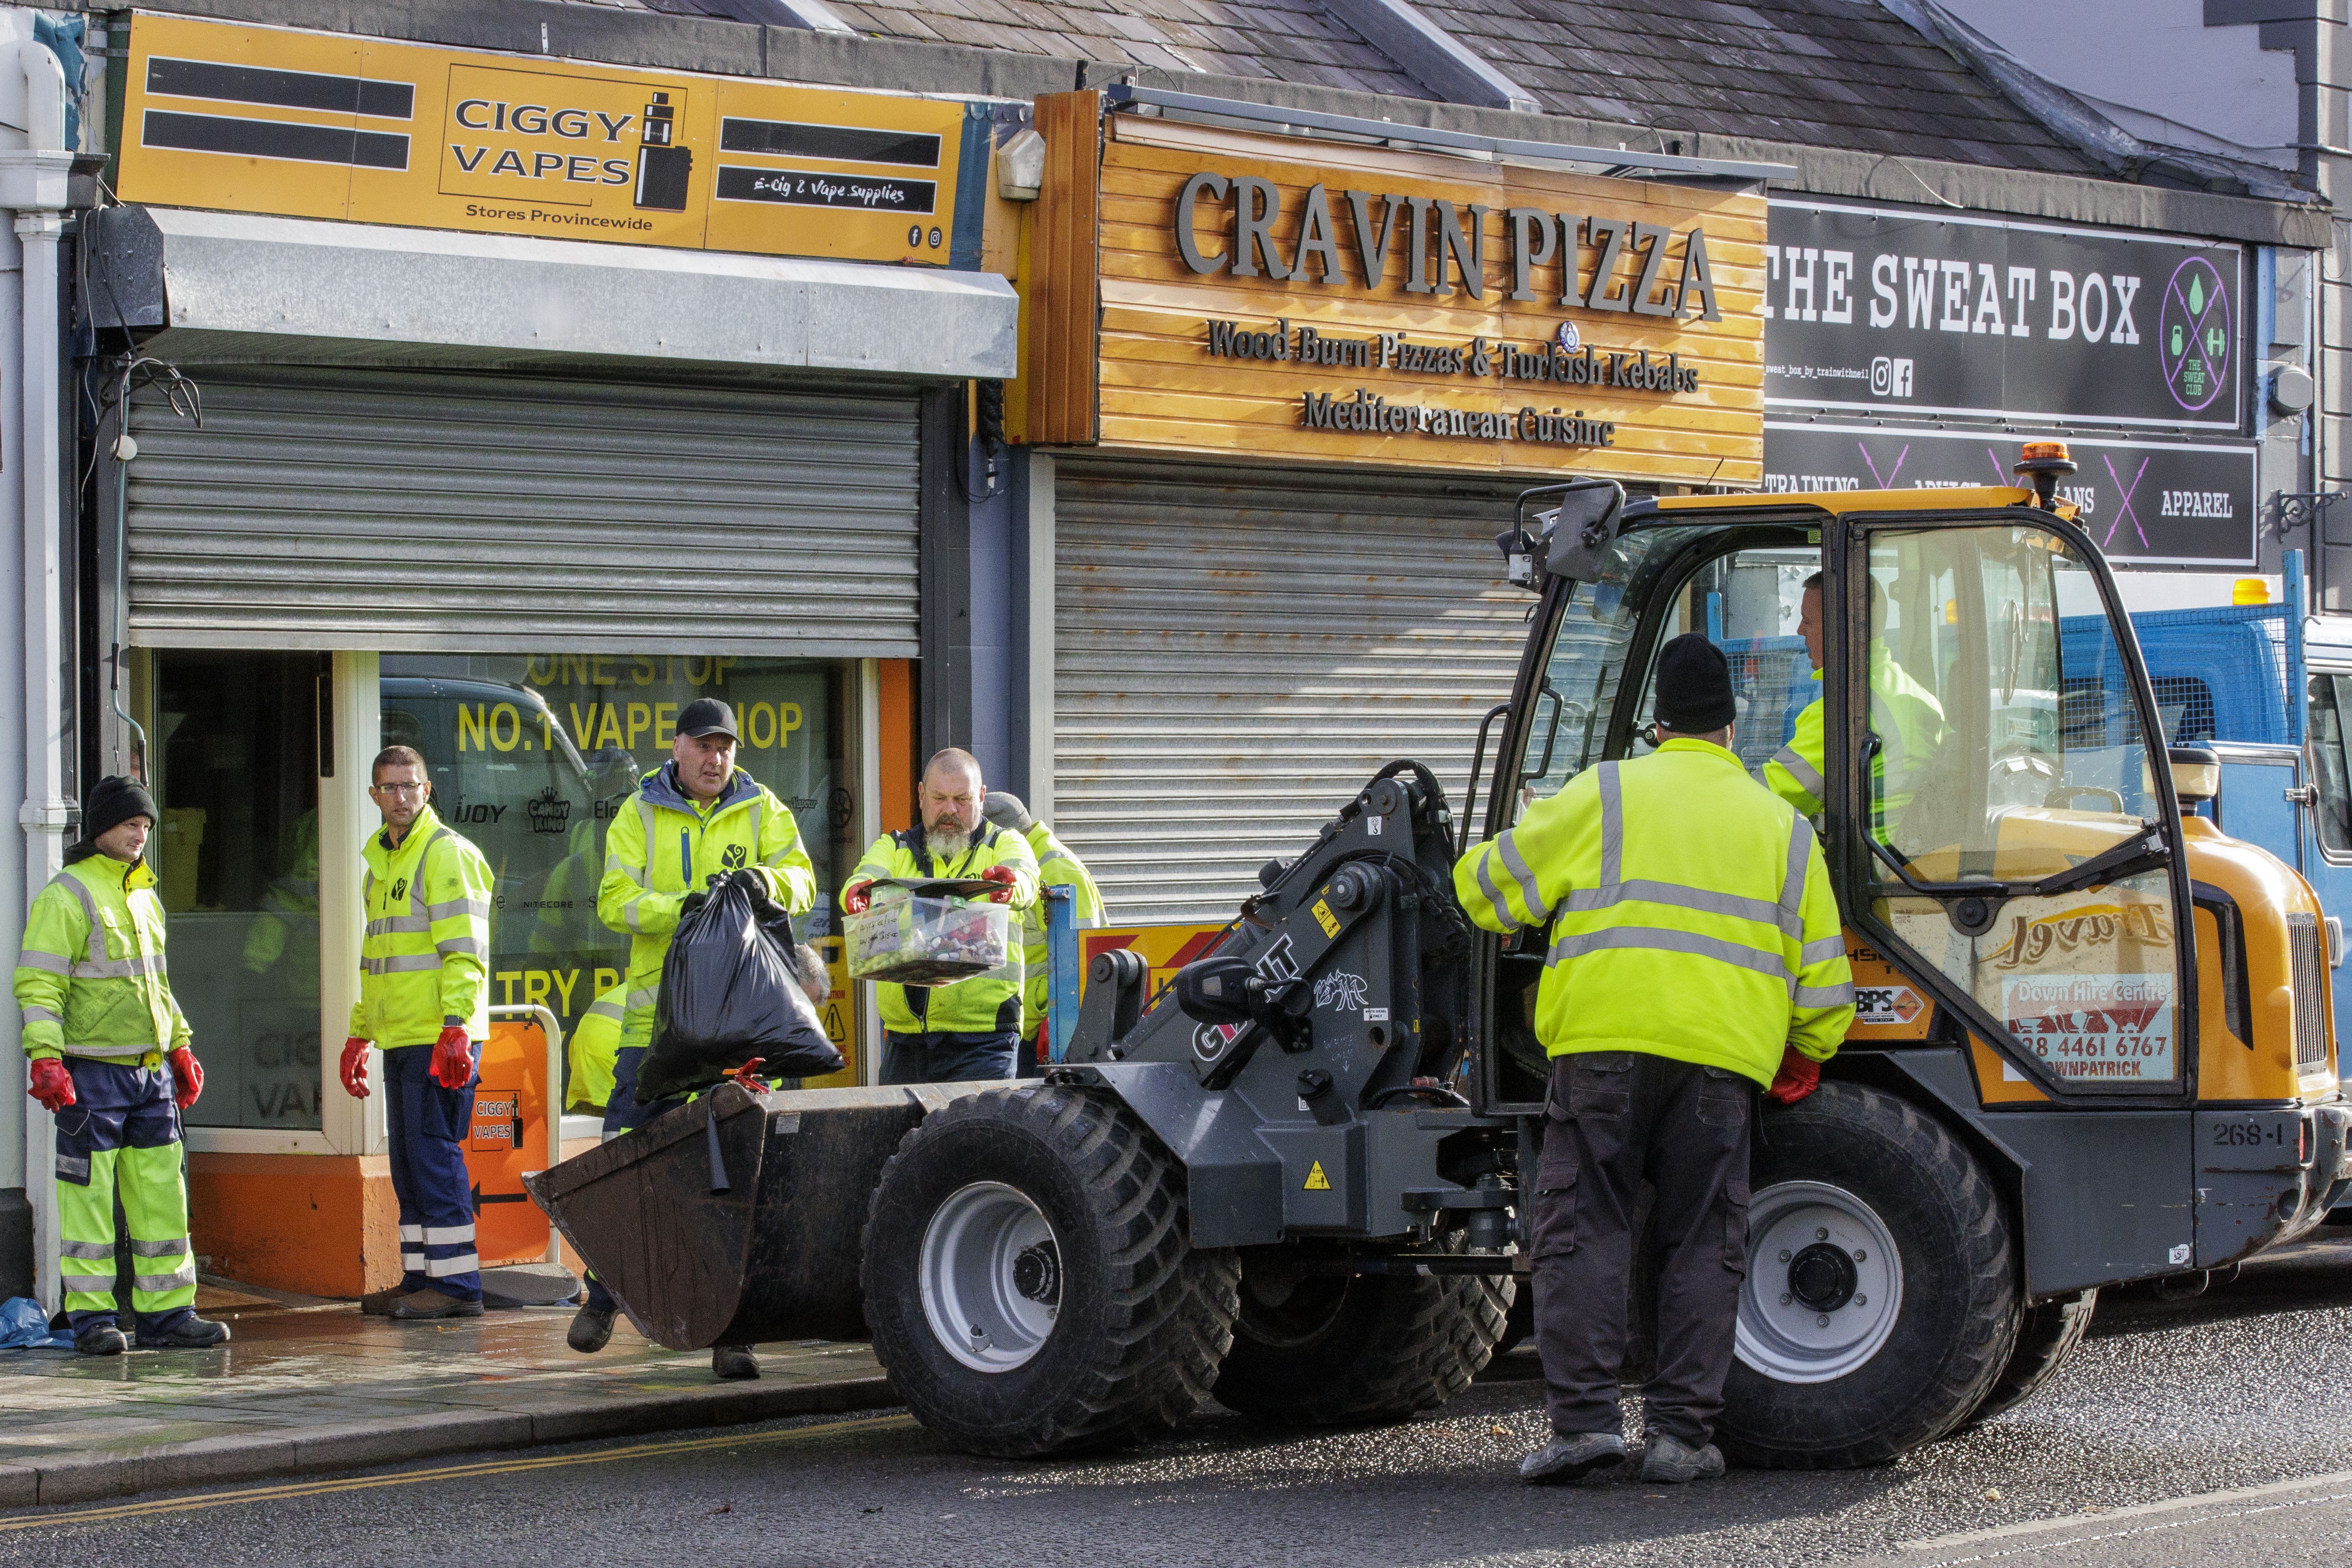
(1866, 522, 2180, 1088)
(2309, 674, 2352, 857)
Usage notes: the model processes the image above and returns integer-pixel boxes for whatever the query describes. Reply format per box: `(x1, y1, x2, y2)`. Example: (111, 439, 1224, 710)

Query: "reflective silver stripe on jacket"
(625, 987, 659, 1013)
(367, 915, 432, 937)
(63, 1041, 157, 1059)
(20, 1004, 59, 1026)
(427, 896, 491, 922)
(16, 949, 71, 975)
(364, 954, 444, 975)
(1547, 925, 1791, 981)
(1596, 761, 1624, 886)
(1795, 983, 1857, 1009)
(586, 995, 624, 1021)
(436, 937, 489, 960)
(1800, 935, 1847, 967)
(1555, 760, 1801, 937)
(1770, 744, 1825, 798)
(1493, 831, 1551, 923)
(51, 870, 169, 979)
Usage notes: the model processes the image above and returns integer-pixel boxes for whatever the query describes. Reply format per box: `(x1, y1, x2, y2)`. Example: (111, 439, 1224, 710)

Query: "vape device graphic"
(634, 91, 691, 212)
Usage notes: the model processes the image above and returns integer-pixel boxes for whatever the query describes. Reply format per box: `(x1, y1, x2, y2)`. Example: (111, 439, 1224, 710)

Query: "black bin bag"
(636, 876, 844, 1103)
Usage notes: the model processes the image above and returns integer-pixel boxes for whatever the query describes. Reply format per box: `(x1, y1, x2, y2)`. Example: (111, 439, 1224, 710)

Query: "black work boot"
(386, 1288, 483, 1321)
(139, 1314, 231, 1349)
(73, 1320, 127, 1357)
(567, 1302, 617, 1353)
(711, 1344, 759, 1380)
(1639, 1433, 1727, 1484)
(1519, 1431, 1627, 1485)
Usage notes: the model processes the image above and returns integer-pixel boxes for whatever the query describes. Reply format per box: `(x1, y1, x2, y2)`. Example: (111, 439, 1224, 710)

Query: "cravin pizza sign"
(1763, 198, 2243, 431)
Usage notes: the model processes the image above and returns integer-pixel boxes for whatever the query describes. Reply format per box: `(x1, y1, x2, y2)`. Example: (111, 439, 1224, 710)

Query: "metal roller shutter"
(125, 365, 921, 655)
(1055, 457, 1532, 926)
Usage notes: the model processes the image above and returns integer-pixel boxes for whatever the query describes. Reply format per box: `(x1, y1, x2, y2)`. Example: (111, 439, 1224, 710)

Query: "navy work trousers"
(881, 1029, 1017, 1085)
(383, 1042, 483, 1302)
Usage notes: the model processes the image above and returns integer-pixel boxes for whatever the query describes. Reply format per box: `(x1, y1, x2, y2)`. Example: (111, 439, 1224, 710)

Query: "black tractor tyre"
(1212, 1232, 1513, 1426)
(1495, 1287, 1534, 1355)
(860, 1086, 1241, 1458)
(1957, 1289, 2097, 1431)
(1717, 1083, 2019, 1470)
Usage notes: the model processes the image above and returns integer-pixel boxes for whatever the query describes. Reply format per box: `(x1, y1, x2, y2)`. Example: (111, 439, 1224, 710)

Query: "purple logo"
(2157, 256, 2230, 413)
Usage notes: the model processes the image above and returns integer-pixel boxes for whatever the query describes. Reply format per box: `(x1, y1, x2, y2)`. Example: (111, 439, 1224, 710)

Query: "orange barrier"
(468, 1007, 561, 1267)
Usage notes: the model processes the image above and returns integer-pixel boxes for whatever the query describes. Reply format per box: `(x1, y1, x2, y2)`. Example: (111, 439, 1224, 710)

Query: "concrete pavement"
(0, 1284, 892, 1508)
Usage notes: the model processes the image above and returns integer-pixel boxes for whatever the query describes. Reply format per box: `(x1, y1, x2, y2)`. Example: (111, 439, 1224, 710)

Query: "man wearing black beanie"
(15, 776, 228, 1354)
(1455, 633, 1854, 1486)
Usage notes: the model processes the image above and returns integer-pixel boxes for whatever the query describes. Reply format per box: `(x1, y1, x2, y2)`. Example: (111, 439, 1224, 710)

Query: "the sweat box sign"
(1761, 422, 2257, 567)
(1763, 199, 2244, 432)
(116, 13, 981, 268)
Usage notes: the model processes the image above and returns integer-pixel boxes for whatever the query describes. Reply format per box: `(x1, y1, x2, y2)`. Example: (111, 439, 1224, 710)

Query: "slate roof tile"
(590, 0, 2099, 175)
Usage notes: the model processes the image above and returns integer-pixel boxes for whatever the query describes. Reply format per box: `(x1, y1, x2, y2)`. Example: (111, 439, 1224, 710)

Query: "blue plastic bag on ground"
(0, 1295, 71, 1349)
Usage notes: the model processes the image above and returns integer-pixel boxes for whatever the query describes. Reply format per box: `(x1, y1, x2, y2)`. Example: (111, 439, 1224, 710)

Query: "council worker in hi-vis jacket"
(569, 696, 815, 1382)
(15, 776, 228, 1356)
(336, 744, 497, 1322)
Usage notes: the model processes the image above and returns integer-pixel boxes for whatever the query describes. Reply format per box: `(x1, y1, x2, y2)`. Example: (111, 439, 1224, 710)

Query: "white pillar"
(0, 27, 85, 1306)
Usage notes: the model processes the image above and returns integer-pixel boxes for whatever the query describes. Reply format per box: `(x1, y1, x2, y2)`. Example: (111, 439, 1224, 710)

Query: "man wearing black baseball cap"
(575, 694, 816, 1379)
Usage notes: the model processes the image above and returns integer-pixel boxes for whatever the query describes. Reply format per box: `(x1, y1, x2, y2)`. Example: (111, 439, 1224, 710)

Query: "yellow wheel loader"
(530, 447, 2343, 1466)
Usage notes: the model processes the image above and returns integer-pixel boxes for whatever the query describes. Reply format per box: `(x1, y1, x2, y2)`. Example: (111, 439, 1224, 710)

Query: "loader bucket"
(523, 1080, 1006, 1350)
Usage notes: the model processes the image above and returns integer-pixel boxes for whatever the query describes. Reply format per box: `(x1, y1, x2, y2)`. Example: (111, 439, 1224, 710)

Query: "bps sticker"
(1852, 985, 1925, 1028)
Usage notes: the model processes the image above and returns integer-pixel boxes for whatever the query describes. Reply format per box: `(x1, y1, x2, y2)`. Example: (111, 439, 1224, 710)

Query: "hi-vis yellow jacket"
(14, 852, 189, 1063)
(1761, 649, 1948, 826)
(351, 807, 495, 1048)
(566, 984, 627, 1111)
(1017, 823, 1106, 1039)
(599, 764, 816, 1048)
(1454, 739, 1855, 1086)
(845, 825, 1038, 1036)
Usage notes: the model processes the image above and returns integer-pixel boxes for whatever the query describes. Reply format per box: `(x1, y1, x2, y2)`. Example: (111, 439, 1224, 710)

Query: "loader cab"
(1476, 483, 2197, 1115)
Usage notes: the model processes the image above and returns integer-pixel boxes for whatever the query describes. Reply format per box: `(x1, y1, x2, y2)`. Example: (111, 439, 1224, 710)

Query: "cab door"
(1828, 511, 2197, 1101)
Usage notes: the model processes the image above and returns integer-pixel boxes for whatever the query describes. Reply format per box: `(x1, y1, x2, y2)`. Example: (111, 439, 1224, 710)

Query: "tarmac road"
(10, 1237, 2352, 1568)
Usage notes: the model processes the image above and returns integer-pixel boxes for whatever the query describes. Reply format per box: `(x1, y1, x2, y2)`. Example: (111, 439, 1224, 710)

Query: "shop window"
(2310, 674, 2352, 858)
(150, 652, 322, 1130)
(378, 655, 851, 1079)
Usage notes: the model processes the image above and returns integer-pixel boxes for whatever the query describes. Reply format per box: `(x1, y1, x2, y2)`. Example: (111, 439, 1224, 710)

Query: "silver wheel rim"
(917, 1181, 1062, 1373)
(1733, 1179, 1903, 1385)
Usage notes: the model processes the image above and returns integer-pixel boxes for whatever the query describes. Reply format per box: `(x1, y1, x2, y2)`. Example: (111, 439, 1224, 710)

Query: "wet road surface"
(10, 1236, 2352, 1568)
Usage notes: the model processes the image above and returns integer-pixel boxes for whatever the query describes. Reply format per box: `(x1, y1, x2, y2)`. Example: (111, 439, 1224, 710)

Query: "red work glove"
(431, 1026, 476, 1091)
(981, 865, 1018, 905)
(339, 1036, 372, 1099)
(26, 1057, 73, 1112)
(1764, 1047, 1820, 1106)
(167, 1047, 204, 1111)
(842, 881, 872, 915)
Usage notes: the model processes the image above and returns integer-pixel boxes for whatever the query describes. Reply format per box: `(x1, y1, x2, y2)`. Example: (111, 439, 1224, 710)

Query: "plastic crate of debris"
(845, 878, 1012, 986)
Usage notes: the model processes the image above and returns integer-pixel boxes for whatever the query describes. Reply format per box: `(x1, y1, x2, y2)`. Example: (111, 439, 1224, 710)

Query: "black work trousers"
(1530, 1050, 1752, 1447)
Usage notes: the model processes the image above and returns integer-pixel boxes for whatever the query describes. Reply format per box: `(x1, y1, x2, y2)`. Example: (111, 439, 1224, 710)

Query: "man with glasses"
(336, 745, 497, 1320)
(842, 748, 1038, 1084)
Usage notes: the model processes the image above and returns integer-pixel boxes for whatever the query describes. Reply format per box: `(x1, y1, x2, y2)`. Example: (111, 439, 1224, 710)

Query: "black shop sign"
(1764, 200, 2244, 432)
(1762, 422, 2256, 568)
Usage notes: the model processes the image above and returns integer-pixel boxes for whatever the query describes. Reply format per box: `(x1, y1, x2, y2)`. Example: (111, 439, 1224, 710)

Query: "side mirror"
(1535, 480, 1625, 582)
